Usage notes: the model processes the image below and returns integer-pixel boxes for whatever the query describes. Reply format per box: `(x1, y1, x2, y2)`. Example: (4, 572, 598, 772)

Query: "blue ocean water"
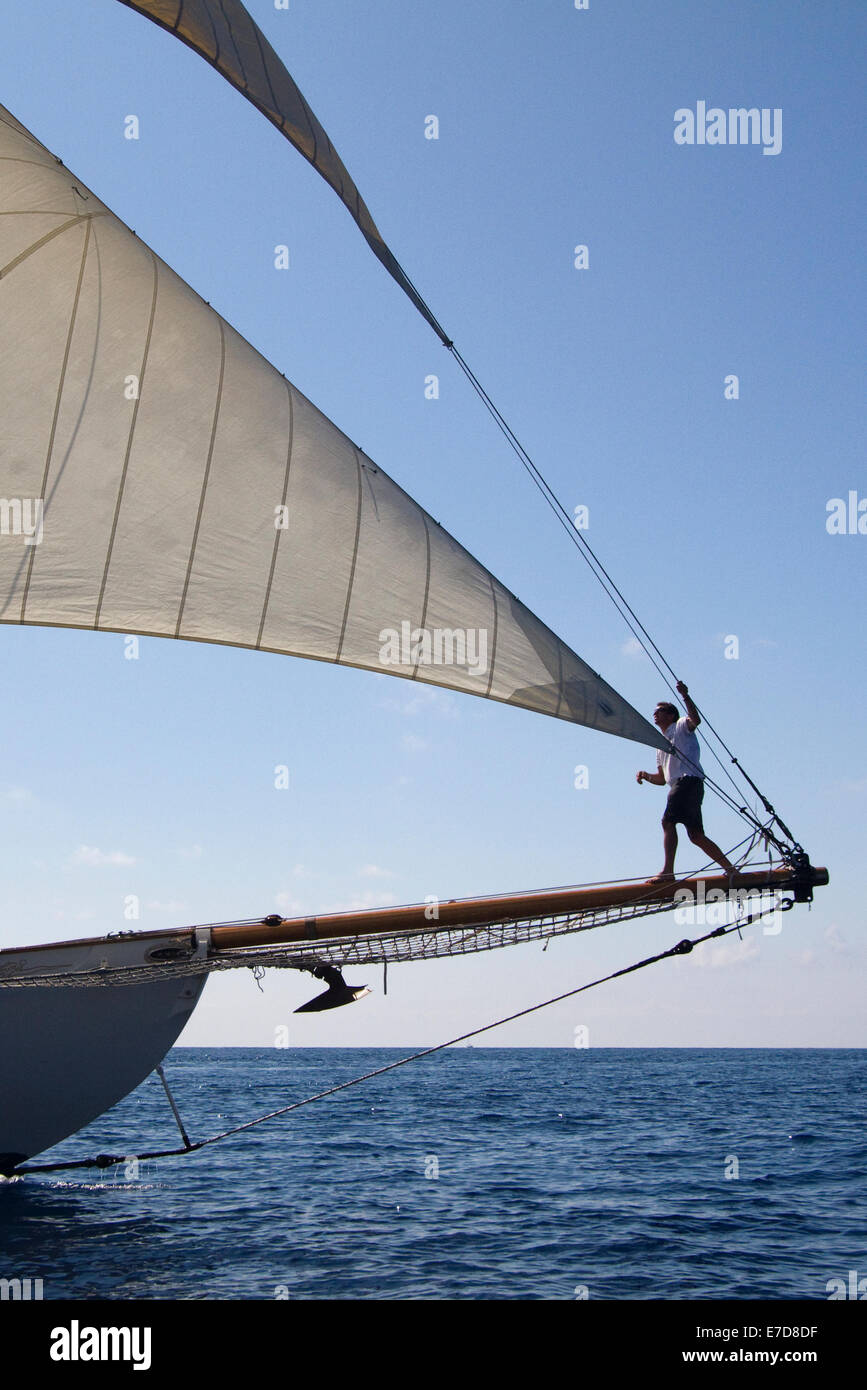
(1, 1048, 864, 1301)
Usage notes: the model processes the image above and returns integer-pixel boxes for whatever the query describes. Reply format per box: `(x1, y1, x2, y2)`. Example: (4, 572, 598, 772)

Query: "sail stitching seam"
(484, 575, 499, 699)
(256, 381, 295, 648)
(94, 253, 160, 629)
(334, 447, 364, 663)
(249, 15, 283, 120)
(0, 211, 105, 281)
(174, 320, 227, 637)
(217, 0, 246, 89)
(410, 514, 433, 681)
(18, 217, 94, 622)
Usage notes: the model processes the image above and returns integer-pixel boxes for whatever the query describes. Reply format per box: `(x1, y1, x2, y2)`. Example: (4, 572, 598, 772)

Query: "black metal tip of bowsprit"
(295, 965, 370, 1013)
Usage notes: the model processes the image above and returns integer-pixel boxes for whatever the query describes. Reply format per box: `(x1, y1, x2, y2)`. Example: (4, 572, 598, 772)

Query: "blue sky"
(0, 0, 863, 1046)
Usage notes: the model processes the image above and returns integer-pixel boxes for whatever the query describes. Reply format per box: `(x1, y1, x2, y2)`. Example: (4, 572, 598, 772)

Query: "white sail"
(0, 106, 662, 748)
(116, 0, 447, 338)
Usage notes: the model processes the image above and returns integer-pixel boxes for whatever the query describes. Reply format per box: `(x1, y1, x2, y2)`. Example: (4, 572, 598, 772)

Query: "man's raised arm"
(676, 680, 701, 730)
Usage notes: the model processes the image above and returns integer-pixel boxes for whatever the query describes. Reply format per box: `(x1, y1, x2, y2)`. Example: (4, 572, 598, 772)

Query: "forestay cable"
(382, 249, 793, 843)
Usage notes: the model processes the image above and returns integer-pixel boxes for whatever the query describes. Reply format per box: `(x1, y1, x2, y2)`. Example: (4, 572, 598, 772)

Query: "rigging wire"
(452, 344, 789, 843)
(2, 843, 779, 991)
(387, 261, 798, 853)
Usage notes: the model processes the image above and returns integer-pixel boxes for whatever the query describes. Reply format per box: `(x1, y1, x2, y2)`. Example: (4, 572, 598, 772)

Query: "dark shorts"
(663, 776, 705, 830)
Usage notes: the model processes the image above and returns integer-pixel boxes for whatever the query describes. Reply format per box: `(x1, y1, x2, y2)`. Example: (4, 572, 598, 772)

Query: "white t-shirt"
(657, 717, 705, 784)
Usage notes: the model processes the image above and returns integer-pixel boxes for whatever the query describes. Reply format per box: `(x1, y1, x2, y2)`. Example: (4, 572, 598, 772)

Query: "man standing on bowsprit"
(636, 680, 735, 884)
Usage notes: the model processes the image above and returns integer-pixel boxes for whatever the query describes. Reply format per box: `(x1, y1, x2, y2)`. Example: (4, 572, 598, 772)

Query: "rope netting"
(14, 894, 793, 1176)
(0, 855, 787, 990)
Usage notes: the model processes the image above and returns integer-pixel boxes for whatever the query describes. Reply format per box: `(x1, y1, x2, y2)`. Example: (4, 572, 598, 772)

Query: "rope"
(379, 255, 800, 852)
(458, 341, 797, 851)
(0, 837, 774, 989)
(14, 894, 790, 1176)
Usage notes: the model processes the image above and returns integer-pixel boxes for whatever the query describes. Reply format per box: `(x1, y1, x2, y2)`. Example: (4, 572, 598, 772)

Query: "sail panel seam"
(410, 512, 433, 681)
(18, 217, 93, 622)
(217, 0, 246, 89)
(0, 211, 105, 281)
(255, 380, 294, 648)
(333, 448, 364, 664)
(174, 319, 227, 638)
(94, 252, 160, 629)
(250, 18, 282, 120)
(484, 576, 499, 699)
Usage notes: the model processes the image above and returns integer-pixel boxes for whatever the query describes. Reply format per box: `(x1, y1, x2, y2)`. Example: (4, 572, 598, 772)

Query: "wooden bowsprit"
(14, 885, 814, 1176)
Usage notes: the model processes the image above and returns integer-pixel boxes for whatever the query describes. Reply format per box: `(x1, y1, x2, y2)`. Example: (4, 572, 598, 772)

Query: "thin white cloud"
(360, 864, 394, 879)
(823, 923, 851, 956)
(274, 887, 399, 916)
(177, 844, 204, 859)
(381, 686, 458, 719)
(343, 890, 399, 911)
(621, 637, 644, 659)
(690, 937, 759, 969)
(274, 891, 303, 915)
(69, 845, 136, 867)
(401, 733, 428, 753)
(3, 785, 36, 804)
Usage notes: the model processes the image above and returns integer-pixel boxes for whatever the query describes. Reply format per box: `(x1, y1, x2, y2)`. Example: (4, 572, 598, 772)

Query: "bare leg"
(648, 822, 678, 882)
(686, 827, 734, 874)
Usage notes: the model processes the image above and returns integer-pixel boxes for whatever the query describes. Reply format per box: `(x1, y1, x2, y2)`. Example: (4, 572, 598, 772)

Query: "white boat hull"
(0, 934, 207, 1172)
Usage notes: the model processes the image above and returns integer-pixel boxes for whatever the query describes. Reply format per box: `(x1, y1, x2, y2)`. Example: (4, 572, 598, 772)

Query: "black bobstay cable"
(14, 897, 792, 1177)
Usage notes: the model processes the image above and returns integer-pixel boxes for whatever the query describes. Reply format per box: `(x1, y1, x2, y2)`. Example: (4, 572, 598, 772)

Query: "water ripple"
(1, 1048, 864, 1300)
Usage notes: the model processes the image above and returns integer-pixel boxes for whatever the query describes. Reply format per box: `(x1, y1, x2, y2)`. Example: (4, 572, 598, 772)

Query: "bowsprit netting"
(13, 893, 796, 1177)
(0, 858, 793, 990)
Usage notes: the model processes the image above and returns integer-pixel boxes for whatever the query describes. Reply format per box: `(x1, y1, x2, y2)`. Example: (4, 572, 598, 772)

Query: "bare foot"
(647, 872, 676, 884)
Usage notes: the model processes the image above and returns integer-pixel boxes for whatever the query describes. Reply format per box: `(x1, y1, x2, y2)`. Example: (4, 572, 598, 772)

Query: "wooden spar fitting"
(209, 865, 830, 952)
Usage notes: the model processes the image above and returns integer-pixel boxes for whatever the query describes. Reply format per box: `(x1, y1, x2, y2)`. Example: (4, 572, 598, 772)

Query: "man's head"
(653, 701, 678, 730)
